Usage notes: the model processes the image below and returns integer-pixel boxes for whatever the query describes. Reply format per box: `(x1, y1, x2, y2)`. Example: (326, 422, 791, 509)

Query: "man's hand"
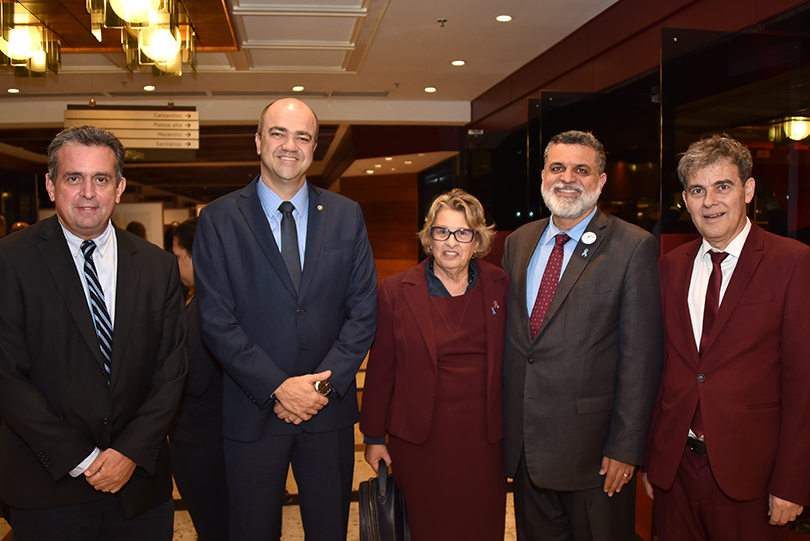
(84, 448, 136, 493)
(599, 456, 635, 497)
(768, 494, 804, 525)
(364, 444, 392, 472)
(273, 370, 331, 421)
(641, 471, 654, 499)
(274, 401, 304, 425)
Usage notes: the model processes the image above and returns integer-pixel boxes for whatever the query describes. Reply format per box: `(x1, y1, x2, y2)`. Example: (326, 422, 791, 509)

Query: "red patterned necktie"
(529, 233, 570, 339)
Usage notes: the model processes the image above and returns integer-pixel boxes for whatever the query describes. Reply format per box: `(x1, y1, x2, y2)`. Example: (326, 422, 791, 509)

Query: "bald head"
(257, 98, 319, 144)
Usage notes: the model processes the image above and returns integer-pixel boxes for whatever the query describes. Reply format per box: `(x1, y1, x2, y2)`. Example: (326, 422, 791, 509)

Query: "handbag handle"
(376, 459, 388, 499)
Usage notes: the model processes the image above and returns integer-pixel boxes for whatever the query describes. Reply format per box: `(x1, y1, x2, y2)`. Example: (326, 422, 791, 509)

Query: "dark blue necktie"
(81, 240, 112, 382)
(279, 201, 302, 292)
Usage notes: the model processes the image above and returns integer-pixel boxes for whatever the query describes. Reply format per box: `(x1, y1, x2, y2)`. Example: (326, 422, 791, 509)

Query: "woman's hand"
(364, 444, 392, 472)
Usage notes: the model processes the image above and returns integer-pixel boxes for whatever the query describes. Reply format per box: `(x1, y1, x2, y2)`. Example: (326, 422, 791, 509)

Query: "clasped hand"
(273, 370, 331, 425)
(84, 448, 136, 493)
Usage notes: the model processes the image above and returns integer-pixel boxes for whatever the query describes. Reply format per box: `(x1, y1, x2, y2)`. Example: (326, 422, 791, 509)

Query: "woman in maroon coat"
(360, 189, 509, 540)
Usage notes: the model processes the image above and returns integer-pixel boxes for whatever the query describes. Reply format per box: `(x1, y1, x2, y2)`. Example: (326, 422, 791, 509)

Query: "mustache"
(548, 182, 584, 194)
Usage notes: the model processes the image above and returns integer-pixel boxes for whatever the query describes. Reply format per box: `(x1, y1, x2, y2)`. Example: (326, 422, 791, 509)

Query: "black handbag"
(359, 460, 410, 541)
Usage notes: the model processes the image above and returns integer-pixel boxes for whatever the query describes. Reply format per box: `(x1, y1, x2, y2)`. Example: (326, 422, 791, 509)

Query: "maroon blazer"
(645, 224, 810, 504)
(360, 259, 509, 445)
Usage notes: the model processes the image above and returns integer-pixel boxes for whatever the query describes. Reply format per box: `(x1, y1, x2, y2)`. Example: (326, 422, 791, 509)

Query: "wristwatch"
(314, 380, 334, 396)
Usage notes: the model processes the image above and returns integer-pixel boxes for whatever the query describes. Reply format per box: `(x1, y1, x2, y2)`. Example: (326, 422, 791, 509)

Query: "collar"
(60, 220, 115, 257)
(257, 178, 309, 215)
(542, 206, 598, 246)
(699, 217, 751, 260)
(426, 257, 478, 297)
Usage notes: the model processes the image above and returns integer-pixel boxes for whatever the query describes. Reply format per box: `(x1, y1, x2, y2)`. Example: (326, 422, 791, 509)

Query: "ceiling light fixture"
(424, 87, 437, 93)
(143, 85, 155, 91)
(7, 88, 19, 93)
(292, 86, 304, 92)
(0, 2, 61, 77)
(783, 117, 810, 141)
(86, 0, 196, 76)
(451, 60, 465, 66)
(496, 15, 512, 22)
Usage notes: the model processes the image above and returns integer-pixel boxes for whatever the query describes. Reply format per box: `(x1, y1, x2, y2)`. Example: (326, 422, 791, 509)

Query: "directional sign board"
(64, 106, 200, 153)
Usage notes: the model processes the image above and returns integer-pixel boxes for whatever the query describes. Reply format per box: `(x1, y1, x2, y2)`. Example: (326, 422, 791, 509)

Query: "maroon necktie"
(529, 233, 570, 339)
(699, 251, 728, 355)
(692, 250, 728, 437)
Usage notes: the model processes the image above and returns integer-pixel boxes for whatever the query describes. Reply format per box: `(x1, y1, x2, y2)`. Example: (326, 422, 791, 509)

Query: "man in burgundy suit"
(643, 134, 810, 540)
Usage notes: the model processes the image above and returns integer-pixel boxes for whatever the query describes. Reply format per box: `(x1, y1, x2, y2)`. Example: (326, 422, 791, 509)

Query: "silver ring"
(623, 473, 628, 477)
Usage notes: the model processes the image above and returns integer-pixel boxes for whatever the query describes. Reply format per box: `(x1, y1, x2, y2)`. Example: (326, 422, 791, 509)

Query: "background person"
(361, 188, 509, 540)
(169, 217, 229, 541)
(643, 134, 810, 540)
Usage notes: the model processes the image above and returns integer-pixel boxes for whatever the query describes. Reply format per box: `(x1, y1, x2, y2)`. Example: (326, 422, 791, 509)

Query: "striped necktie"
(81, 240, 113, 382)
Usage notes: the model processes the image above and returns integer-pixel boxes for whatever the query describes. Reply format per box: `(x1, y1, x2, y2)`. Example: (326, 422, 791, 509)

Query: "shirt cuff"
(69, 447, 100, 478)
(364, 436, 387, 445)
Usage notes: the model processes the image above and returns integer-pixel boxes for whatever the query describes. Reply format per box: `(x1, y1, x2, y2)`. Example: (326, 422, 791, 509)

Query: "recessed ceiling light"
(418, 153, 425, 156)
(292, 86, 304, 92)
(424, 87, 437, 93)
(365, 169, 375, 174)
(384, 157, 393, 161)
(451, 60, 465, 66)
(7, 88, 19, 94)
(404, 160, 412, 165)
(374, 164, 382, 168)
(496, 15, 512, 22)
(143, 85, 155, 92)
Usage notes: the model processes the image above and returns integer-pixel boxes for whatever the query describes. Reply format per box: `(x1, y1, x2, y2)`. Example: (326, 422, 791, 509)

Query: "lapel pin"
(582, 232, 596, 245)
(317, 205, 323, 211)
(581, 248, 589, 257)
(492, 301, 500, 315)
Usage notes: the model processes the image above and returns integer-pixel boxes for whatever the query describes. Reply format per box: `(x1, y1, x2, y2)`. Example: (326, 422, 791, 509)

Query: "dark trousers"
(225, 426, 355, 541)
(652, 446, 789, 541)
(170, 436, 229, 541)
(514, 451, 635, 541)
(8, 497, 174, 541)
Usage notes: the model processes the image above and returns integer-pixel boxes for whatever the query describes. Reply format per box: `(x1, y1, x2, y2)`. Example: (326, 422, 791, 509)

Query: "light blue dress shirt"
(257, 179, 309, 269)
(525, 207, 598, 314)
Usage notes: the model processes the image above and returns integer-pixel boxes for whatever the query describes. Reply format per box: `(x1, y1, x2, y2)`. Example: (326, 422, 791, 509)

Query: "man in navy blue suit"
(194, 98, 377, 540)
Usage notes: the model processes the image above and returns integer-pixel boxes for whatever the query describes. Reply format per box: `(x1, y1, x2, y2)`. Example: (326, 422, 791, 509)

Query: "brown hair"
(677, 133, 753, 189)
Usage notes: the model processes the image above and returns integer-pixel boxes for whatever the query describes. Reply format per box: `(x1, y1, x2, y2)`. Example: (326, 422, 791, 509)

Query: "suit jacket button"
(528, 358, 536, 364)
(697, 374, 706, 382)
(296, 308, 304, 315)
(102, 418, 109, 425)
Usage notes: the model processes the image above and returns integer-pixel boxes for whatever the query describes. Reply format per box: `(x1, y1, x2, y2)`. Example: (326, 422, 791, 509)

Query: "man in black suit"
(0, 126, 187, 540)
(194, 98, 377, 540)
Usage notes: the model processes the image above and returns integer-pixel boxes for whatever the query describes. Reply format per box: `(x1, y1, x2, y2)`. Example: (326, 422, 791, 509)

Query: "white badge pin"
(317, 205, 323, 211)
(582, 232, 596, 245)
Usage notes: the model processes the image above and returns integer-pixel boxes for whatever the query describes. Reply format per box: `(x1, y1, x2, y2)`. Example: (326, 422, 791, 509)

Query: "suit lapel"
(300, 183, 324, 299)
(37, 216, 108, 374)
(480, 263, 506, 385)
(403, 262, 438, 368)
(701, 225, 765, 357)
(534, 211, 606, 340)
(678, 240, 702, 364)
(516, 219, 548, 338)
(237, 177, 298, 297)
(112, 228, 138, 387)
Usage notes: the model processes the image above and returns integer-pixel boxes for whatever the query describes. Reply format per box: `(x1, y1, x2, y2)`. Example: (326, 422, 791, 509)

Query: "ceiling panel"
(249, 49, 348, 70)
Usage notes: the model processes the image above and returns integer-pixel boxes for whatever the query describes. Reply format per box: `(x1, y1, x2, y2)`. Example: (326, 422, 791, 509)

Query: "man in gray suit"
(502, 130, 663, 541)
